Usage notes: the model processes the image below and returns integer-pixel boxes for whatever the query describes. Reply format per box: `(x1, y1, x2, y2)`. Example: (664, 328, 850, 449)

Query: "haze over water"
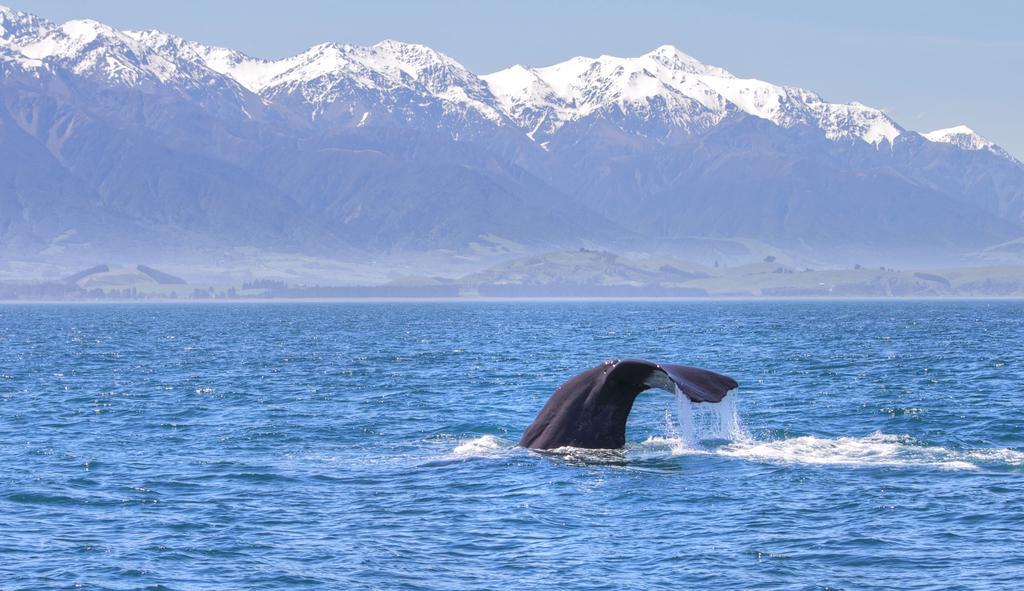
(1, 301, 1022, 589)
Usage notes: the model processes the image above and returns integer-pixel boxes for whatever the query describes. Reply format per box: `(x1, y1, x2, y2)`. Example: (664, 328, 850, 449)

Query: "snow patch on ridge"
(923, 125, 1015, 161)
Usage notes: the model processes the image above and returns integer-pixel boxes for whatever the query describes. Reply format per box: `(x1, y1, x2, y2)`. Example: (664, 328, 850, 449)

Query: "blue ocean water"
(1, 300, 1022, 590)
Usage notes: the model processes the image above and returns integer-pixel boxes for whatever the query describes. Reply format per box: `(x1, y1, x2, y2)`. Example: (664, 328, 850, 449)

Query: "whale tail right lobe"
(658, 363, 738, 403)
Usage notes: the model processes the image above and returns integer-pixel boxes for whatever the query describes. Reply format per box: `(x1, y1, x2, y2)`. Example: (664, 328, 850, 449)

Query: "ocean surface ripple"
(1, 300, 1023, 590)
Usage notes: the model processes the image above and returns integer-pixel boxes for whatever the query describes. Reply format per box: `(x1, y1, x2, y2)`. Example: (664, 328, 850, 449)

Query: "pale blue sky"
(15, 0, 1024, 157)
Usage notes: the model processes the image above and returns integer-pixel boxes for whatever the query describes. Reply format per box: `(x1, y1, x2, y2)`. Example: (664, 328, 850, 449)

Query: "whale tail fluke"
(520, 359, 739, 450)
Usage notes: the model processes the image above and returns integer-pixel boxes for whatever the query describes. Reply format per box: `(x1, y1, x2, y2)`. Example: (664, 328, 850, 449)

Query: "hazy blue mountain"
(1, 4, 1022, 271)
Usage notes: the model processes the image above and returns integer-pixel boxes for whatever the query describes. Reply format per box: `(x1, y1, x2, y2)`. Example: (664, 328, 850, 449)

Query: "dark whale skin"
(519, 359, 738, 450)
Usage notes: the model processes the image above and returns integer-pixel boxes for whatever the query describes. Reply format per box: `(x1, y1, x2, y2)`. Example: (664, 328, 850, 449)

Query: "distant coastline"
(5, 294, 1024, 304)
(4, 250, 1024, 301)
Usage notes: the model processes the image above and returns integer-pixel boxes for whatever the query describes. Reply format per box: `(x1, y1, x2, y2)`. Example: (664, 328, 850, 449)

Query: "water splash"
(672, 385, 747, 449)
(709, 393, 747, 442)
(673, 386, 698, 448)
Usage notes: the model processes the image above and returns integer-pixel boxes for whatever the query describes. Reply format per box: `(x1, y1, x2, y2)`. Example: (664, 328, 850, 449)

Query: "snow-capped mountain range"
(1, 5, 1012, 156)
(1, 4, 1022, 269)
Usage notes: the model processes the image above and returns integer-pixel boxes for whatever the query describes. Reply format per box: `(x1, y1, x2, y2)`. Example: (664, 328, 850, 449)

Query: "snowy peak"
(483, 45, 902, 146)
(15, 18, 165, 83)
(482, 48, 735, 136)
(924, 124, 985, 146)
(350, 39, 500, 118)
(923, 125, 1015, 161)
(362, 39, 466, 87)
(483, 64, 566, 114)
(184, 37, 504, 123)
(193, 40, 475, 93)
(642, 44, 733, 78)
(58, 18, 118, 45)
(0, 4, 51, 44)
(212, 43, 358, 93)
(0, 8, 233, 88)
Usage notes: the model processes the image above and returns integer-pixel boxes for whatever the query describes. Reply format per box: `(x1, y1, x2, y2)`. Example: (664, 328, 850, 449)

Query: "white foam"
(638, 435, 708, 457)
(452, 435, 505, 456)
(964, 447, 1024, 467)
(716, 432, 1022, 470)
